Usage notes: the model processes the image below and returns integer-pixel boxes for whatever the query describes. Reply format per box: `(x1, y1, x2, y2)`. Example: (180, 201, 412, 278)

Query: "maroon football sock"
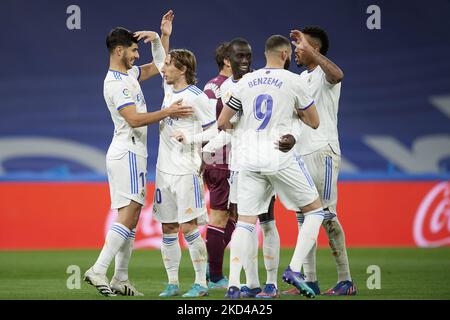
(206, 225, 226, 282)
(223, 218, 236, 247)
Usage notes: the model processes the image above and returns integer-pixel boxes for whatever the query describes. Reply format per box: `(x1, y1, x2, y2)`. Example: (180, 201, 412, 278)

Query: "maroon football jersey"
(203, 74, 230, 170)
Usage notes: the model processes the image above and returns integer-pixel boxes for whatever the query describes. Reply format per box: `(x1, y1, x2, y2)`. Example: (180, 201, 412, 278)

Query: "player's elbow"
(327, 71, 344, 84)
(217, 118, 227, 131)
(331, 71, 344, 84)
(310, 118, 320, 129)
(126, 117, 142, 128)
(335, 71, 344, 83)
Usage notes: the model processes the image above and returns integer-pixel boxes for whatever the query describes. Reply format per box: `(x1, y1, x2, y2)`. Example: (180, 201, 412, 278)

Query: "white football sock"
(290, 209, 324, 273)
(230, 221, 260, 289)
(228, 225, 243, 288)
(296, 213, 317, 282)
(260, 220, 280, 287)
(184, 229, 207, 287)
(323, 217, 352, 282)
(93, 223, 130, 275)
(245, 223, 260, 289)
(161, 232, 181, 285)
(113, 228, 136, 281)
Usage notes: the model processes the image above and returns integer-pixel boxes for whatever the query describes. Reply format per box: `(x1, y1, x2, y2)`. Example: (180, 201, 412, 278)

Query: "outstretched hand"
(134, 31, 158, 43)
(290, 29, 315, 56)
(167, 98, 194, 119)
(161, 10, 174, 36)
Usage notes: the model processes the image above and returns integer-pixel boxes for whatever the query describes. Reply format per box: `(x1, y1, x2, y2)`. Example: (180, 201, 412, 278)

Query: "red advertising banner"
(0, 181, 448, 249)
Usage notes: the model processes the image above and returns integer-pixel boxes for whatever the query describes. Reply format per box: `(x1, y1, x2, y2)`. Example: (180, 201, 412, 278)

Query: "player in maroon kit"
(202, 42, 235, 289)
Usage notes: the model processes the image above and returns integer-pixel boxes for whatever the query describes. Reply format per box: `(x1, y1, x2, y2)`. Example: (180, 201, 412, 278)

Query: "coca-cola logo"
(413, 182, 450, 247)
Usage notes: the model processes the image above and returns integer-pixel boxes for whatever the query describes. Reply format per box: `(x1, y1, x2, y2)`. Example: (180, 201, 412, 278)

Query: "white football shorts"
(106, 150, 147, 209)
(152, 170, 208, 225)
(228, 170, 239, 205)
(301, 144, 340, 215)
(237, 156, 319, 216)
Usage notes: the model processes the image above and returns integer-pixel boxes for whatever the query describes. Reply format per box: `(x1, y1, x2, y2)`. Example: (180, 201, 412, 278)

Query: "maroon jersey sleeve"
(203, 74, 229, 171)
(203, 75, 228, 119)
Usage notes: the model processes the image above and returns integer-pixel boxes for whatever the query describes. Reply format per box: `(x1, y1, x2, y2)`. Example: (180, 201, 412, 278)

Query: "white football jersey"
(104, 66, 148, 158)
(295, 65, 341, 156)
(156, 83, 216, 175)
(226, 68, 314, 172)
(220, 76, 242, 172)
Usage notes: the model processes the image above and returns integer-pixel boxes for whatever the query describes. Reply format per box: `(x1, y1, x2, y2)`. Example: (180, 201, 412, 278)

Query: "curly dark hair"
(302, 26, 329, 56)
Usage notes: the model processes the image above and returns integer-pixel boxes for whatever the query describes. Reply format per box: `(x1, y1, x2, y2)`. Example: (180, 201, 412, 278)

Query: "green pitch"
(0, 248, 449, 300)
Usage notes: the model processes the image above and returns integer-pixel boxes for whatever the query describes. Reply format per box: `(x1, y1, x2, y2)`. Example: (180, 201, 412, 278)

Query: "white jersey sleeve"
(194, 92, 216, 128)
(291, 75, 315, 110)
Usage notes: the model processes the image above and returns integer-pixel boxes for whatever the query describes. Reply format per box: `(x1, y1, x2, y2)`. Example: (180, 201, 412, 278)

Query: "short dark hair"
(228, 38, 250, 52)
(169, 49, 198, 85)
(106, 27, 137, 54)
(265, 35, 291, 52)
(215, 42, 230, 72)
(302, 26, 329, 56)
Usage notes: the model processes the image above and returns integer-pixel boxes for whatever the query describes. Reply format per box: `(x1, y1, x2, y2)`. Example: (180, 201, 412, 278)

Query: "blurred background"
(0, 0, 449, 250)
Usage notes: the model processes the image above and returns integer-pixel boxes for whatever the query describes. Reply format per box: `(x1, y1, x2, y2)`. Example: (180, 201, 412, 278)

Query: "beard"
(284, 58, 291, 70)
(122, 53, 133, 70)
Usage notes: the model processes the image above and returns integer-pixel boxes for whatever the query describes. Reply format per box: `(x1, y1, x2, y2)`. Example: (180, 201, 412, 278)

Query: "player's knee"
(162, 223, 179, 234)
(301, 197, 323, 213)
(180, 220, 197, 234)
(238, 215, 258, 225)
(210, 209, 229, 228)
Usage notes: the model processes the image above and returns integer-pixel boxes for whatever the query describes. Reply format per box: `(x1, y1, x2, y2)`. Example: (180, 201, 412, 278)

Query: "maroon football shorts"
(203, 168, 230, 211)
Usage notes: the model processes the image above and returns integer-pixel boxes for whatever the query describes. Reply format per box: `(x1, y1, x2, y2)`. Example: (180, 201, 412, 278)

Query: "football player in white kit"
(84, 11, 194, 297)
(153, 49, 218, 298)
(218, 35, 324, 299)
(282, 27, 356, 296)
(204, 38, 295, 299)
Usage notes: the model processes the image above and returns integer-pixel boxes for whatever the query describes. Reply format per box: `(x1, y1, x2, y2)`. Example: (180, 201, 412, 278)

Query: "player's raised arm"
(291, 29, 344, 84)
(160, 10, 174, 55)
(119, 99, 193, 128)
(133, 10, 174, 81)
(133, 30, 164, 81)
